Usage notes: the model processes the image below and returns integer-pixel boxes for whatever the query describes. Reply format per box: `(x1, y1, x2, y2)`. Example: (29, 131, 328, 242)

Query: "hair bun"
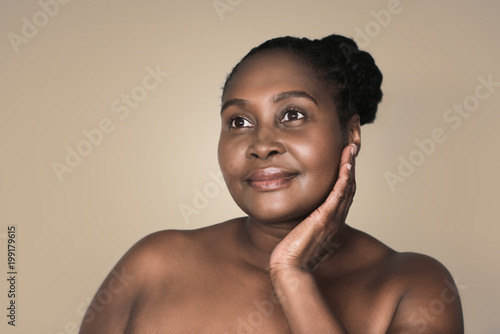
(317, 34, 383, 125)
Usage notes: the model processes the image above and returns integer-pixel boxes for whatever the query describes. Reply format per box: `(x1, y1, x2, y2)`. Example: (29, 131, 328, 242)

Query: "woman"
(79, 34, 464, 333)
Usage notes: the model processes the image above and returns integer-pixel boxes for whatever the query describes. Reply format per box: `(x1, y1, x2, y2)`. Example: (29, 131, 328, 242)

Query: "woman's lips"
(245, 168, 298, 191)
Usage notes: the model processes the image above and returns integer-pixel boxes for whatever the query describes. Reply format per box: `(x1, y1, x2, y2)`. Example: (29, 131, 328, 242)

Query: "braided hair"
(222, 34, 383, 127)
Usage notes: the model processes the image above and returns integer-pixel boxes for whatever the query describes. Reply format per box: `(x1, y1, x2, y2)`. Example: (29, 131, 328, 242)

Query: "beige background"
(1, 0, 499, 333)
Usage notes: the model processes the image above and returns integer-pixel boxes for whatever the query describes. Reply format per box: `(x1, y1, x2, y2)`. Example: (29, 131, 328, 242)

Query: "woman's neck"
(238, 216, 302, 273)
(237, 216, 351, 276)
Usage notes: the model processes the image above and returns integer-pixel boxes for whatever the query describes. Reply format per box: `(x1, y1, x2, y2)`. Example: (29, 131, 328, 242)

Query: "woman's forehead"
(223, 50, 326, 102)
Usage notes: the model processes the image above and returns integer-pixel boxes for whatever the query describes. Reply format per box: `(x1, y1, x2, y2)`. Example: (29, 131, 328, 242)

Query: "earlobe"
(347, 114, 361, 156)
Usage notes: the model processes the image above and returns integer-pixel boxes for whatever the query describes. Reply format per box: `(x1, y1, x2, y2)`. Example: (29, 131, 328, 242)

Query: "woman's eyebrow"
(271, 91, 318, 105)
(220, 91, 318, 114)
(221, 98, 248, 114)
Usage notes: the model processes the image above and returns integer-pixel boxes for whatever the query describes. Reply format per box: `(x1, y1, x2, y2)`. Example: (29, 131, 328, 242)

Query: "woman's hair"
(222, 34, 383, 127)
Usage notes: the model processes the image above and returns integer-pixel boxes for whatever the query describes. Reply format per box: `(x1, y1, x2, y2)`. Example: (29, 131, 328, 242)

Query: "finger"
(330, 157, 355, 221)
(330, 143, 357, 206)
(337, 144, 357, 218)
(339, 143, 356, 174)
(310, 144, 357, 222)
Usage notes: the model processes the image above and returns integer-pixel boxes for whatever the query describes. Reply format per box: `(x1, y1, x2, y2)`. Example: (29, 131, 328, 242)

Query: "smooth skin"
(80, 50, 464, 333)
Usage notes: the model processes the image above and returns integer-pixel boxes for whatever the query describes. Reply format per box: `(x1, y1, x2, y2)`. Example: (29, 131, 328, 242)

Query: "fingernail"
(346, 163, 352, 171)
(350, 144, 357, 156)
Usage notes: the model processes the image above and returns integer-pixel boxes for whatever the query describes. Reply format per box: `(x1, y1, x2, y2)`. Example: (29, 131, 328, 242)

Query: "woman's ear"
(346, 114, 361, 156)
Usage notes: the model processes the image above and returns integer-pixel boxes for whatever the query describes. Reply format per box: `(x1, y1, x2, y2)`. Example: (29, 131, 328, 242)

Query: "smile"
(245, 168, 298, 191)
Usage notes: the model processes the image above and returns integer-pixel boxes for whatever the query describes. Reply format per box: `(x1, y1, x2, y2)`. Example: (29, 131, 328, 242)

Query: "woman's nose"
(246, 127, 286, 160)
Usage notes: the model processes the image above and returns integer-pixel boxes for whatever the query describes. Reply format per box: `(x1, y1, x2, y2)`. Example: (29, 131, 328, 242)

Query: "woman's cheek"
(218, 138, 245, 190)
(291, 135, 341, 190)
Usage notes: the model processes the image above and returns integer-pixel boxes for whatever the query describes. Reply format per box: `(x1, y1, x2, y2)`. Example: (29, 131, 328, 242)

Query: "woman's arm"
(271, 267, 348, 333)
(269, 143, 356, 333)
(79, 260, 137, 333)
(269, 143, 464, 333)
(386, 253, 465, 334)
(79, 231, 169, 334)
(271, 257, 464, 334)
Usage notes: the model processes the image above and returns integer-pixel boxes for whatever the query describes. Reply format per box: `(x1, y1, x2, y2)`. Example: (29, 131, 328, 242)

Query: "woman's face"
(218, 50, 346, 223)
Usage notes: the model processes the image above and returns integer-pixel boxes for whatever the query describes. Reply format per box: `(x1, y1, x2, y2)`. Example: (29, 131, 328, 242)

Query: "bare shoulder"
(78, 230, 190, 333)
(388, 251, 456, 283)
(384, 252, 464, 333)
(345, 226, 458, 282)
(345, 227, 464, 333)
(110, 219, 241, 283)
(79, 219, 239, 334)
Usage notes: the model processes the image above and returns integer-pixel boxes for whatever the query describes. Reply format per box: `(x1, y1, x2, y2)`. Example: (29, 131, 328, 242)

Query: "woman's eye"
(230, 117, 253, 128)
(281, 110, 305, 122)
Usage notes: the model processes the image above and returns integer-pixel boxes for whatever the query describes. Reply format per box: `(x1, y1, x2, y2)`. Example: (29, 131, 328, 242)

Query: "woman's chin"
(230, 179, 335, 225)
(240, 200, 317, 225)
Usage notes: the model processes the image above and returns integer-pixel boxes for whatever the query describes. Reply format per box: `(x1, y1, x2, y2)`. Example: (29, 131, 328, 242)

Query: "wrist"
(270, 265, 311, 286)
